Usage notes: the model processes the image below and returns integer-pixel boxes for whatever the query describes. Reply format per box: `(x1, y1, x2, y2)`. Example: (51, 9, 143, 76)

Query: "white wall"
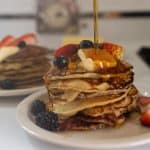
(1, 0, 150, 14)
(78, 0, 150, 13)
(0, 0, 36, 14)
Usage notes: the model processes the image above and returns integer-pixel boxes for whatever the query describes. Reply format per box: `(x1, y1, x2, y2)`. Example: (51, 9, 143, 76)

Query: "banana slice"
(95, 82, 110, 91)
(78, 49, 95, 71)
(78, 48, 117, 71)
(0, 46, 19, 62)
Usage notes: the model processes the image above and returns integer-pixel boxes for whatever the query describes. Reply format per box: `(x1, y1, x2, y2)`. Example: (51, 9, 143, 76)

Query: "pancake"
(0, 56, 49, 71)
(47, 86, 138, 116)
(0, 71, 45, 81)
(5, 54, 50, 63)
(82, 95, 137, 117)
(60, 115, 125, 131)
(1, 64, 49, 76)
(43, 42, 140, 131)
(44, 60, 132, 80)
(6, 45, 49, 60)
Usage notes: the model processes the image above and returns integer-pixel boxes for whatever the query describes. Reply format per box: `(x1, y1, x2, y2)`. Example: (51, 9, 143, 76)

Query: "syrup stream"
(93, 0, 99, 48)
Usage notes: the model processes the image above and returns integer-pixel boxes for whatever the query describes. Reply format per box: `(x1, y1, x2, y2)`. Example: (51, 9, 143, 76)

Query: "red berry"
(54, 44, 79, 57)
(139, 97, 150, 106)
(0, 35, 15, 47)
(140, 111, 150, 127)
(7, 33, 36, 46)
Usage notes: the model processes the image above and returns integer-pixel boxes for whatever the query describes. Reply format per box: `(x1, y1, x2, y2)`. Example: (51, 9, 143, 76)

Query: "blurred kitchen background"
(0, 0, 150, 48)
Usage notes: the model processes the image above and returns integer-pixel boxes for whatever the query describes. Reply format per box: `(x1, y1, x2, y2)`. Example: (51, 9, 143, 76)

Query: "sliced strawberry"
(54, 44, 79, 57)
(0, 35, 15, 47)
(7, 33, 36, 46)
(140, 111, 150, 126)
(139, 97, 150, 106)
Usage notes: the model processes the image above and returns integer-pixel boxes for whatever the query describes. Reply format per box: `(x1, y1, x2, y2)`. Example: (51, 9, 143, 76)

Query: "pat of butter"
(0, 47, 20, 62)
(78, 49, 95, 71)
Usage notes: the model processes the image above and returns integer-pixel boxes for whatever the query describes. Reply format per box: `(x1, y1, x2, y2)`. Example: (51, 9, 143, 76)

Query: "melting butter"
(78, 48, 117, 71)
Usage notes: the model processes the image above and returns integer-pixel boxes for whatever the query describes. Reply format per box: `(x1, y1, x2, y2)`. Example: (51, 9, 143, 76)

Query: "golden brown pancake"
(44, 43, 139, 131)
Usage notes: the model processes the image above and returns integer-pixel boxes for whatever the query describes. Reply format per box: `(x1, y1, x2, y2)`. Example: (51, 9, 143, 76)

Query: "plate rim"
(0, 86, 45, 97)
(16, 89, 150, 149)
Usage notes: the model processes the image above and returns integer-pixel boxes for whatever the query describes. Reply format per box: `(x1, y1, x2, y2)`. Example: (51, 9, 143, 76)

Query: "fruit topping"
(0, 80, 16, 89)
(140, 111, 150, 127)
(17, 41, 26, 48)
(54, 44, 79, 57)
(78, 49, 95, 71)
(36, 112, 59, 131)
(53, 55, 69, 69)
(7, 33, 36, 46)
(0, 46, 20, 62)
(78, 48, 117, 71)
(0, 35, 15, 47)
(31, 100, 46, 116)
(80, 40, 94, 49)
(101, 42, 124, 60)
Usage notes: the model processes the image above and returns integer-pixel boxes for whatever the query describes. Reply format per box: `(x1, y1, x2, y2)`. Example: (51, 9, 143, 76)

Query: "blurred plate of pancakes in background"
(0, 33, 51, 96)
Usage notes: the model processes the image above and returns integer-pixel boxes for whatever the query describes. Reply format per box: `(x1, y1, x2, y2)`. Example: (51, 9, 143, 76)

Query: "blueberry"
(31, 100, 46, 116)
(17, 41, 26, 48)
(36, 112, 59, 131)
(80, 40, 94, 49)
(0, 80, 16, 89)
(53, 56, 69, 69)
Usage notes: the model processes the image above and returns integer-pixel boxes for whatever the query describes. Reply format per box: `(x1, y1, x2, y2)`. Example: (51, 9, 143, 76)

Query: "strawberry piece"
(54, 44, 79, 57)
(0, 35, 15, 47)
(140, 111, 150, 126)
(7, 33, 36, 46)
(139, 97, 150, 106)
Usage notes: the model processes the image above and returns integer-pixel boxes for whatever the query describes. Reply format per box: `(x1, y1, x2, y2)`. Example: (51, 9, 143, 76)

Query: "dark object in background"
(138, 47, 150, 66)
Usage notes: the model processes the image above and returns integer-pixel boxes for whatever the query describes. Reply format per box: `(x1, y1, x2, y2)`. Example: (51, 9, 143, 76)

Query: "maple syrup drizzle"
(93, 0, 99, 49)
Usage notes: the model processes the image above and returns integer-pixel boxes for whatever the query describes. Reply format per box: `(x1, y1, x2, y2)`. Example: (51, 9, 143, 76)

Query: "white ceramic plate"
(0, 86, 45, 97)
(17, 84, 150, 150)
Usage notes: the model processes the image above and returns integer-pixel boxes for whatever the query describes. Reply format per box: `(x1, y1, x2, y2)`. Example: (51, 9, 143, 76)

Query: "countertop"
(0, 42, 150, 150)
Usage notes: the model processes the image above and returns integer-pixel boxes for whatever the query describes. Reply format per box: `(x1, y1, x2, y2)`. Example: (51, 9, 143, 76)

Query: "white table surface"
(0, 42, 150, 150)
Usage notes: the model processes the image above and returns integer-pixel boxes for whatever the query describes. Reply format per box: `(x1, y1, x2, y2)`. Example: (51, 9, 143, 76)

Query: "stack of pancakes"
(0, 45, 50, 89)
(44, 44, 139, 131)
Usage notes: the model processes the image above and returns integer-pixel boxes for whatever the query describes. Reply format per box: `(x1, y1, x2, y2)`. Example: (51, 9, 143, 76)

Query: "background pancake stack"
(0, 34, 51, 89)
(44, 42, 139, 131)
